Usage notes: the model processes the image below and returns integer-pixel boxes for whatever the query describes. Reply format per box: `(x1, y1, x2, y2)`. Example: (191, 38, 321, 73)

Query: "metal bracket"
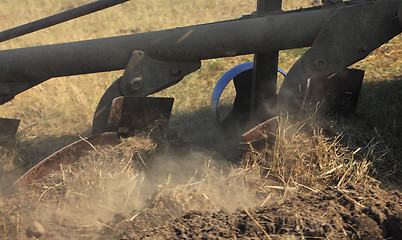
(93, 50, 199, 134)
(322, 0, 344, 8)
(119, 50, 200, 97)
(278, 0, 402, 113)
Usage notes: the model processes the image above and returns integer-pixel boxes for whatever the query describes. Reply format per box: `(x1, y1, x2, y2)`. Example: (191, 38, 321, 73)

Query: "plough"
(0, 0, 400, 191)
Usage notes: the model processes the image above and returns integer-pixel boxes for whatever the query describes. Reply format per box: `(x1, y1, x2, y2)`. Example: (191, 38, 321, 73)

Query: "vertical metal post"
(251, 0, 282, 121)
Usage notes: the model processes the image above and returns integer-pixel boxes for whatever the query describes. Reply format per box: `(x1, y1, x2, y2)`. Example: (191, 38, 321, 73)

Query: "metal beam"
(0, 7, 331, 104)
(252, 0, 282, 121)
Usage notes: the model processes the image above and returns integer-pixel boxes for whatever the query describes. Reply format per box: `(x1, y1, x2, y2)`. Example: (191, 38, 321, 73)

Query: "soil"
(0, 135, 401, 240)
(117, 184, 402, 240)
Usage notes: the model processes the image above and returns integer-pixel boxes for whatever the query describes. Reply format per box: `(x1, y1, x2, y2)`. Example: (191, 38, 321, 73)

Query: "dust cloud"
(0, 145, 25, 197)
(0, 134, 269, 239)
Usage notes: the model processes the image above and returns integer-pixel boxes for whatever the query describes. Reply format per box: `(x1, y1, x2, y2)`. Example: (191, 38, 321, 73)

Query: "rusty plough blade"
(12, 132, 121, 193)
(12, 96, 174, 192)
(242, 116, 279, 151)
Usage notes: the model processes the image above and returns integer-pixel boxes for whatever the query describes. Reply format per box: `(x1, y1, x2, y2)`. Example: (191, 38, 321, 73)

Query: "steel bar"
(0, 0, 129, 43)
(251, 0, 282, 121)
(0, 7, 331, 82)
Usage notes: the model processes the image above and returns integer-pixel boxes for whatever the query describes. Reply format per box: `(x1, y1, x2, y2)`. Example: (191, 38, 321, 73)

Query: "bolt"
(171, 68, 181, 76)
(360, 45, 369, 53)
(313, 58, 327, 71)
(130, 77, 143, 91)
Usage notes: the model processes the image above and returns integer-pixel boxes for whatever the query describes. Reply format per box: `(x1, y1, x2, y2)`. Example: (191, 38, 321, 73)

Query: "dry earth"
(134, 184, 402, 240)
(0, 133, 401, 240)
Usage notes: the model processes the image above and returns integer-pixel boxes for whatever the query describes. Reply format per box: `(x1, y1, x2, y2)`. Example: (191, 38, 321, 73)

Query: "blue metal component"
(211, 62, 286, 121)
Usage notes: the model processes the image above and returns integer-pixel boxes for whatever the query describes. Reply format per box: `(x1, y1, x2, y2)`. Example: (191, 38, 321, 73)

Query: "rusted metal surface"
(107, 96, 174, 133)
(12, 132, 121, 193)
(0, 118, 20, 144)
(0, 0, 129, 43)
(242, 116, 279, 150)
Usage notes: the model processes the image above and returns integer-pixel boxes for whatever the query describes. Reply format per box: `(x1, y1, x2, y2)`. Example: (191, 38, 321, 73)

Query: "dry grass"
(0, 126, 376, 238)
(243, 118, 378, 194)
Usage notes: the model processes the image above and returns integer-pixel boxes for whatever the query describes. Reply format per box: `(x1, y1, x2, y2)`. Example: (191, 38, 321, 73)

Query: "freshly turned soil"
(127, 184, 402, 240)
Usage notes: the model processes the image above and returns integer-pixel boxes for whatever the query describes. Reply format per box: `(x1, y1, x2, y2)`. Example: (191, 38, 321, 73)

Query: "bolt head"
(130, 77, 143, 91)
(360, 45, 369, 53)
(171, 68, 181, 76)
(313, 58, 327, 71)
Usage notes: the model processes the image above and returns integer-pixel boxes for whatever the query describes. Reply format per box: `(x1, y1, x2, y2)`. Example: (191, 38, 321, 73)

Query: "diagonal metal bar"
(0, 0, 129, 43)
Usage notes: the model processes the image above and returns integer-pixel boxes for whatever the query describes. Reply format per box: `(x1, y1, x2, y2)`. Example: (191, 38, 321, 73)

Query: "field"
(0, 0, 401, 239)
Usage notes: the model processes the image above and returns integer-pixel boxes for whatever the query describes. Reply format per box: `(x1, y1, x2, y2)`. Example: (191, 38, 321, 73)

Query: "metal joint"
(119, 50, 200, 97)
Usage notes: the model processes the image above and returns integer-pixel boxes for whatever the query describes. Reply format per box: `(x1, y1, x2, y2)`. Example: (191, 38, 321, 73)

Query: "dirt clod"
(26, 221, 45, 238)
(128, 184, 402, 239)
